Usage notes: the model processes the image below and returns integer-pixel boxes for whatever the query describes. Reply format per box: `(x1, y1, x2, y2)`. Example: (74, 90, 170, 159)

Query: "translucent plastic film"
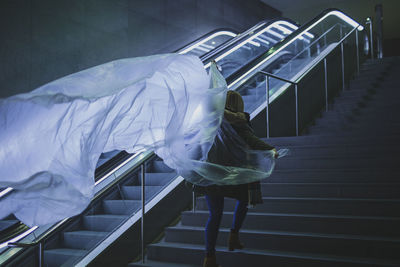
(0, 54, 227, 226)
(179, 120, 277, 186)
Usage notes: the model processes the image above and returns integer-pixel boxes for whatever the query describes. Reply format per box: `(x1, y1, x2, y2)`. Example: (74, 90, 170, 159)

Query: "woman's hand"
(272, 148, 279, 158)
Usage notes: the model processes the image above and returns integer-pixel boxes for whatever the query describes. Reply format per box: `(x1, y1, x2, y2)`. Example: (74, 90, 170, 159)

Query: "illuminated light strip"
(228, 10, 363, 89)
(280, 21, 299, 30)
(199, 43, 215, 50)
(179, 31, 237, 55)
(0, 187, 13, 198)
(75, 176, 185, 267)
(204, 20, 299, 69)
(273, 24, 293, 35)
(248, 40, 261, 47)
(0, 226, 38, 249)
(259, 35, 280, 44)
(193, 45, 210, 53)
(267, 29, 285, 39)
(94, 152, 141, 186)
(254, 36, 270, 45)
(276, 23, 314, 39)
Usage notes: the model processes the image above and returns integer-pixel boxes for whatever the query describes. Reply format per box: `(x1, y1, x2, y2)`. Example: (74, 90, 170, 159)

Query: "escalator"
(0, 18, 300, 266)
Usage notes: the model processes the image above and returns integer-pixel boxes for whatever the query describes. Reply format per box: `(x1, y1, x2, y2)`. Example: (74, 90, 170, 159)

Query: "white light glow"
(228, 10, 363, 89)
(0, 187, 13, 198)
(204, 20, 298, 69)
(200, 43, 215, 50)
(193, 45, 210, 53)
(254, 36, 270, 45)
(273, 25, 294, 35)
(179, 31, 237, 55)
(94, 152, 142, 186)
(0, 226, 38, 249)
(248, 40, 261, 47)
(268, 29, 285, 39)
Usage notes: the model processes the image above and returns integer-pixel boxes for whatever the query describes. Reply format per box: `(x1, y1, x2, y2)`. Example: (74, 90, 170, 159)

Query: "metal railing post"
(341, 42, 345, 90)
(141, 164, 145, 263)
(266, 75, 270, 138)
(355, 30, 360, 74)
(192, 192, 196, 213)
(38, 242, 43, 267)
(295, 84, 299, 136)
(324, 58, 328, 112)
(368, 19, 374, 59)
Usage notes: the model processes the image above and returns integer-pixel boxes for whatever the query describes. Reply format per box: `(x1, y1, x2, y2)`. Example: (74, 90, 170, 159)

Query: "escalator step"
(63, 230, 108, 250)
(83, 214, 128, 232)
(103, 199, 141, 214)
(44, 248, 87, 267)
(121, 185, 164, 200)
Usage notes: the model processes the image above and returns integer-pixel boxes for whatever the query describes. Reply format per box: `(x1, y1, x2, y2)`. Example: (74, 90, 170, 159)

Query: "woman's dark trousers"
(204, 195, 248, 256)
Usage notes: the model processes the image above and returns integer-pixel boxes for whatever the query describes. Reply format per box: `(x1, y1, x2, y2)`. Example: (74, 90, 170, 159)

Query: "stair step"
(83, 214, 128, 231)
(63, 230, 108, 250)
(195, 196, 400, 216)
(44, 248, 87, 267)
(151, 160, 174, 173)
(275, 156, 399, 170)
(103, 199, 141, 215)
(181, 211, 400, 237)
(268, 169, 400, 183)
(129, 260, 198, 267)
(122, 185, 164, 200)
(260, 183, 400, 198)
(146, 241, 400, 267)
(164, 226, 400, 260)
(143, 172, 177, 186)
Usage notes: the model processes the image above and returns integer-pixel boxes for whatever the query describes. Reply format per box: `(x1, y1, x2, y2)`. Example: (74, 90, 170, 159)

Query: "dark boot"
(203, 254, 221, 267)
(228, 230, 244, 251)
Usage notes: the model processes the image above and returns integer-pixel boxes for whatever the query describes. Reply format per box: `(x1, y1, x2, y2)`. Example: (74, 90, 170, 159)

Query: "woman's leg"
(228, 200, 248, 251)
(231, 200, 248, 232)
(205, 194, 224, 256)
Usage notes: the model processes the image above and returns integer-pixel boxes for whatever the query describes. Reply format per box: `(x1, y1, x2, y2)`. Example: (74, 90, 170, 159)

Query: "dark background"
(0, 0, 280, 98)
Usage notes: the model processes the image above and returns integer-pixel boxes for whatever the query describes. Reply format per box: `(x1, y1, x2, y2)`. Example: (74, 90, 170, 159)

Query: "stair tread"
(64, 230, 109, 236)
(45, 248, 87, 256)
(197, 195, 400, 202)
(168, 225, 400, 242)
(183, 210, 400, 220)
(149, 241, 400, 265)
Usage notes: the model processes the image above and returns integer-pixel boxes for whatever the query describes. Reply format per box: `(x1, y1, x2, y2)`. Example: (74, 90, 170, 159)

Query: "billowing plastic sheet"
(0, 54, 227, 226)
(0, 53, 286, 227)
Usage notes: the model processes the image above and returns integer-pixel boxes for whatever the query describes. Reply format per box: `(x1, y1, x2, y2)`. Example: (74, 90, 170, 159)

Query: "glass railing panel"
(178, 31, 237, 57)
(230, 10, 362, 116)
(207, 21, 299, 78)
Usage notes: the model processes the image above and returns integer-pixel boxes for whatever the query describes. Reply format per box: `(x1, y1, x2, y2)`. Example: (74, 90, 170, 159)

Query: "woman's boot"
(203, 254, 221, 267)
(228, 230, 244, 251)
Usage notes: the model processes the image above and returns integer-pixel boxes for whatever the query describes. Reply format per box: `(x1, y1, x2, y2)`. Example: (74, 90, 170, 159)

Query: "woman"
(201, 90, 277, 267)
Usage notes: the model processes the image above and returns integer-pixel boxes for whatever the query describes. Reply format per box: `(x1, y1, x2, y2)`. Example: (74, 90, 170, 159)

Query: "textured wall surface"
(0, 0, 280, 98)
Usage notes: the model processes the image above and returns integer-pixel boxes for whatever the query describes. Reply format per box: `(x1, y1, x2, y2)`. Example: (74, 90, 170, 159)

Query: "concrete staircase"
(129, 57, 400, 266)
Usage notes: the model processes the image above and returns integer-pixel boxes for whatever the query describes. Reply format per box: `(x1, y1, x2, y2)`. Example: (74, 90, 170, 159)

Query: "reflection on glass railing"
(178, 31, 237, 57)
(231, 10, 363, 118)
(204, 21, 300, 78)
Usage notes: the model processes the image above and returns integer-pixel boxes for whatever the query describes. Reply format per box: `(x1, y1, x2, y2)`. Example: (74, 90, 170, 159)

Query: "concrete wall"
(0, 0, 280, 98)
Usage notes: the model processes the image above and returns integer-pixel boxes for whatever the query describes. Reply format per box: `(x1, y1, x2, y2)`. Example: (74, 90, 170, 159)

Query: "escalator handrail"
(225, 8, 363, 87)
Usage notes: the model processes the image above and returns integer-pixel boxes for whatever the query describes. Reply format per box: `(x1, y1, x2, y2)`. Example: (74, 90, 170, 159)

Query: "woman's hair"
(225, 90, 244, 112)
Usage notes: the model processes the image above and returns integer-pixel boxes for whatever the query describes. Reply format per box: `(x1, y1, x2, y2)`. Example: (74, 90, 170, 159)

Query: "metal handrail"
(258, 22, 363, 138)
